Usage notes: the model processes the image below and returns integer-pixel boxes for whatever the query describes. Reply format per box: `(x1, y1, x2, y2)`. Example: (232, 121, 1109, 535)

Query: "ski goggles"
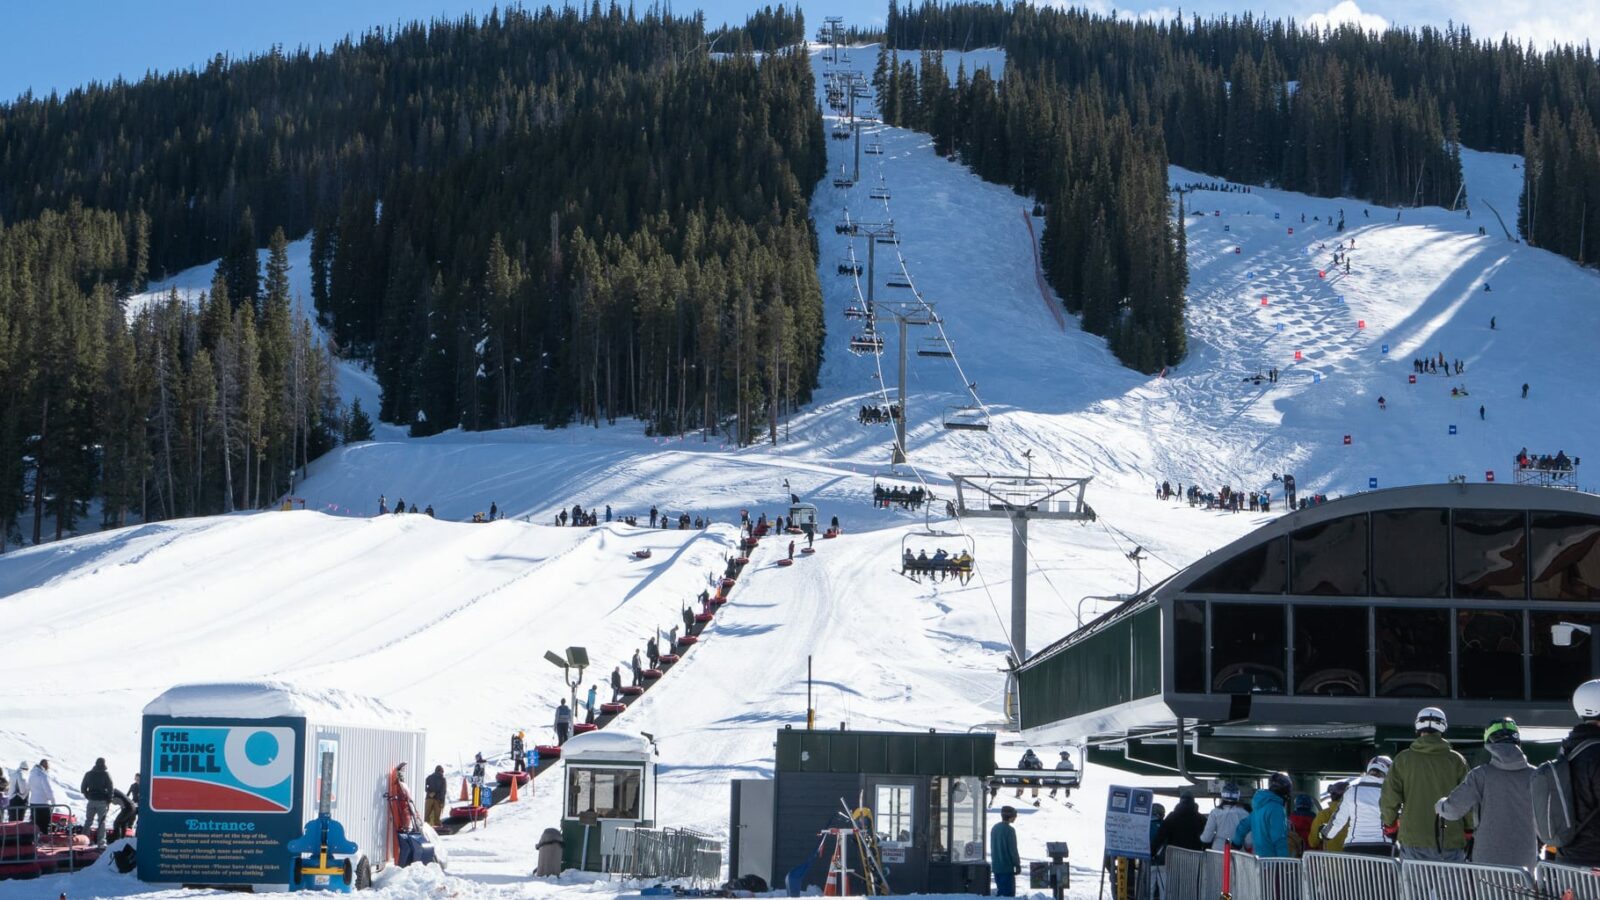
(1483, 718, 1520, 744)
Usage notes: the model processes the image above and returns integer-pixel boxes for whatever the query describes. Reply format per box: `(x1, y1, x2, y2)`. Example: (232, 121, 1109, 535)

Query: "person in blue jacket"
(990, 805, 1020, 896)
(1232, 771, 1293, 857)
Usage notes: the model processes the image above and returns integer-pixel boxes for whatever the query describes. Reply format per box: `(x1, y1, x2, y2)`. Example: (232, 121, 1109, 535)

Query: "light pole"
(544, 646, 591, 717)
(1553, 623, 1600, 680)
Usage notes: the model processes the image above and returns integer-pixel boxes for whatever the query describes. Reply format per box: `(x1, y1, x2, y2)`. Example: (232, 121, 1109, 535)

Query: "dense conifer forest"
(884, 1, 1600, 269)
(0, 4, 824, 547)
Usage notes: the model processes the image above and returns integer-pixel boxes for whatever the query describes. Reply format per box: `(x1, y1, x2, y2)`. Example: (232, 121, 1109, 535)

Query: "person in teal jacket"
(1232, 772, 1293, 857)
(990, 805, 1020, 896)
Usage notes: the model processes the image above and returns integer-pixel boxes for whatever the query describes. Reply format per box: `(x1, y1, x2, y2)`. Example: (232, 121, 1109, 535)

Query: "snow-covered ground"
(4, 39, 1600, 900)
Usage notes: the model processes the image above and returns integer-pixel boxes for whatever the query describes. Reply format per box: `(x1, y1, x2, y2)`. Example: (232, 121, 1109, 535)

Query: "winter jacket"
(1436, 741, 1536, 871)
(1308, 801, 1345, 851)
(990, 820, 1020, 874)
(1323, 776, 1390, 848)
(1559, 722, 1600, 866)
(6, 765, 27, 803)
(1201, 803, 1248, 851)
(424, 771, 447, 802)
(554, 704, 572, 727)
(81, 762, 114, 802)
(1153, 797, 1208, 862)
(1233, 789, 1291, 858)
(27, 766, 56, 806)
(1382, 734, 1471, 851)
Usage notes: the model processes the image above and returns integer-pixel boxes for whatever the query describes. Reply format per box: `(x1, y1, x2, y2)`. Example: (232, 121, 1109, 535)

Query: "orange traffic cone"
(508, 773, 520, 802)
(459, 777, 469, 802)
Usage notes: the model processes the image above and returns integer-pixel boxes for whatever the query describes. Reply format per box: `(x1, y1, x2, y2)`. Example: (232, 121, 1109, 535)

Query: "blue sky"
(3, 1, 1595, 103)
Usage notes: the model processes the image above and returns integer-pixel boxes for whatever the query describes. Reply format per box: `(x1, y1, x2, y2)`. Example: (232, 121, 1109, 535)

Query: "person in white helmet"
(1560, 679, 1600, 866)
(1200, 782, 1247, 850)
(1322, 756, 1395, 856)
(1381, 707, 1470, 861)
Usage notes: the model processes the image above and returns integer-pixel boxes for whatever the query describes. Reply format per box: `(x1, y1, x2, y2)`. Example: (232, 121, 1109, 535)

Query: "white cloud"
(1305, 1, 1389, 33)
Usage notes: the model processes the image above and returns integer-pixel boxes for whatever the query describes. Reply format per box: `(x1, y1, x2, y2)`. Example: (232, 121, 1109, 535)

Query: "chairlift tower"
(951, 468, 1094, 724)
(866, 296, 938, 466)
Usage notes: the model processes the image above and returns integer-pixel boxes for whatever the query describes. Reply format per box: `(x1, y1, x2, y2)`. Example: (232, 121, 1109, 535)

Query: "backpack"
(1533, 739, 1600, 846)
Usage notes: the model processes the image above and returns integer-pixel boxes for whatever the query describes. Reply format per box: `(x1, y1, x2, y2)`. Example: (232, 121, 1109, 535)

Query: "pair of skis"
(840, 799, 893, 896)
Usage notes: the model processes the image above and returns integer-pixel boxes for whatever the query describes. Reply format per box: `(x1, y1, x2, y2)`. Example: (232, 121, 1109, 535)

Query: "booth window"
(567, 767, 642, 819)
(1458, 610, 1525, 700)
(1210, 603, 1286, 694)
(1453, 509, 1528, 599)
(1291, 514, 1369, 595)
(1532, 611, 1600, 696)
(1187, 538, 1287, 594)
(1376, 608, 1449, 697)
(1173, 601, 1206, 694)
(1372, 509, 1449, 597)
(942, 776, 984, 863)
(1531, 512, 1600, 600)
(874, 784, 914, 848)
(1293, 605, 1368, 696)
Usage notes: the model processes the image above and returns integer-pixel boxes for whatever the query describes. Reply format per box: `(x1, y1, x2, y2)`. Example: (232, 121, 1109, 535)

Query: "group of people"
(900, 547, 974, 582)
(1171, 181, 1253, 195)
(1174, 483, 1273, 513)
(378, 494, 437, 517)
(5, 758, 139, 849)
(873, 484, 927, 509)
(858, 404, 901, 425)
(1412, 353, 1465, 377)
(1516, 449, 1576, 472)
(1137, 692, 1600, 889)
(1243, 367, 1280, 386)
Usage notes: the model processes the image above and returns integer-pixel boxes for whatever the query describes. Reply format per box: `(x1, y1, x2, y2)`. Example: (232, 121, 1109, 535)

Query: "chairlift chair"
(898, 514, 976, 583)
(833, 176, 856, 188)
(843, 303, 870, 320)
(848, 333, 884, 355)
(838, 259, 863, 276)
(874, 234, 899, 245)
(887, 276, 912, 288)
(916, 336, 954, 358)
(942, 405, 990, 431)
(834, 219, 854, 235)
(865, 142, 884, 155)
(870, 185, 892, 200)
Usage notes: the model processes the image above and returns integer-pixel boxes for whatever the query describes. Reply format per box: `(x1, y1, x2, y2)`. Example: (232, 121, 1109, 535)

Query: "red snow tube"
(801, 547, 816, 555)
(787, 526, 803, 535)
(0, 843, 35, 862)
(450, 806, 490, 820)
(495, 771, 531, 785)
(711, 595, 728, 606)
(573, 722, 598, 734)
(0, 822, 35, 842)
(600, 701, 627, 714)
(734, 556, 751, 565)
(824, 531, 838, 539)
(777, 558, 794, 567)
(0, 860, 43, 879)
(677, 635, 699, 647)
(535, 744, 562, 759)
(721, 577, 736, 588)
(695, 612, 714, 622)
(658, 653, 680, 665)
(642, 668, 664, 680)
(620, 685, 645, 696)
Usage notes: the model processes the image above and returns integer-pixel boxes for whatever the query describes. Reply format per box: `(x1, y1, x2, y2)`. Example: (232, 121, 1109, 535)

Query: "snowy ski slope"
(3, 39, 1600, 900)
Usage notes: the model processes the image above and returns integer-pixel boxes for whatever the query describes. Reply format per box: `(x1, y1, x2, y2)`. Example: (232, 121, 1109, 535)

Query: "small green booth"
(560, 730, 656, 871)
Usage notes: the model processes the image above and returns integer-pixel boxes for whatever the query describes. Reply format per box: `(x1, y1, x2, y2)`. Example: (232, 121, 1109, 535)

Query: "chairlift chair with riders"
(849, 332, 885, 355)
(898, 512, 976, 584)
(838, 257, 863, 276)
(917, 336, 954, 358)
(844, 303, 870, 320)
(942, 405, 990, 431)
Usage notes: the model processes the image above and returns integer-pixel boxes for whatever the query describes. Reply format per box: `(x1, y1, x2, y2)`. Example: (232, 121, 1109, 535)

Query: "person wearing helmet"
(1232, 772, 1293, 857)
(1434, 717, 1535, 871)
(1323, 757, 1394, 855)
(1201, 783, 1248, 851)
(990, 805, 1020, 896)
(1381, 706, 1471, 861)
(1308, 782, 1349, 852)
(1559, 679, 1600, 865)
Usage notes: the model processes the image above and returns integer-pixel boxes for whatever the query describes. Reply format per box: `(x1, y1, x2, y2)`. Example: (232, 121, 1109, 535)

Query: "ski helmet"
(1267, 771, 1293, 796)
(1366, 755, 1393, 778)
(1414, 706, 1448, 733)
(1576, 679, 1600, 720)
(1219, 782, 1241, 803)
(1483, 717, 1521, 745)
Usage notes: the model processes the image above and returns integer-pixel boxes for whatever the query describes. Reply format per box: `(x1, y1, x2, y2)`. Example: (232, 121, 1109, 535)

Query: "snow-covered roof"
(144, 681, 419, 731)
(561, 729, 653, 762)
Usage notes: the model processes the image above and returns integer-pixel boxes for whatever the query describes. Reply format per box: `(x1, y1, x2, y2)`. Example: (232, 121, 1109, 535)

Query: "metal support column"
(894, 317, 908, 464)
(1011, 511, 1028, 660)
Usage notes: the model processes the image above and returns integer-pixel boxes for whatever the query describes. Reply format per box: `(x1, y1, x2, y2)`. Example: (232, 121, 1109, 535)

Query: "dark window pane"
(1531, 512, 1600, 600)
(1372, 509, 1449, 598)
(1189, 538, 1287, 594)
(1294, 606, 1369, 696)
(1458, 610, 1524, 700)
(1211, 603, 1286, 694)
(1376, 608, 1449, 697)
(1531, 611, 1600, 697)
(1454, 509, 1528, 599)
(1174, 601, 1206, 693)
(1291, 514, 1369, 595)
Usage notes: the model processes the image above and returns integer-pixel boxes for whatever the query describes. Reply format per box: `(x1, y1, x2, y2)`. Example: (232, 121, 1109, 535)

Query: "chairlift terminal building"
(1016, 484, 1600, 775)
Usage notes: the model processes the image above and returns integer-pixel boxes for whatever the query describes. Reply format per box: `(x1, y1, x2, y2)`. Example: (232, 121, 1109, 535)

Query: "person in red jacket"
(1288, 794, 1318, 856)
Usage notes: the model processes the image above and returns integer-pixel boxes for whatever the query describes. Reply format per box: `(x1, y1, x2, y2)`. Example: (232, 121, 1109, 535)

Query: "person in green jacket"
(990, 805, 1020, 896)
(1380, 706, 1472, 861)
